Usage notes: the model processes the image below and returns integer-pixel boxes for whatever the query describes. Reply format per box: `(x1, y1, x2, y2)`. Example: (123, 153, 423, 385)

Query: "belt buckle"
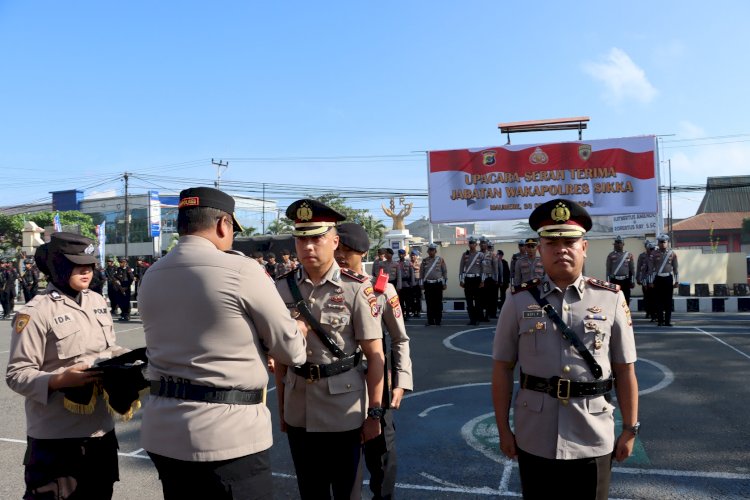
(556, 378, 571, 400)
(307, 364, 321, 383)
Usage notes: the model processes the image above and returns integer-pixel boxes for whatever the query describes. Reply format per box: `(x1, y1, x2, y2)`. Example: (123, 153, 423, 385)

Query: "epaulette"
(512, 278, 541, 294)
(340, 268, 368, 283)
(587, 277, 620, 293)
(49, 290, 63, 301)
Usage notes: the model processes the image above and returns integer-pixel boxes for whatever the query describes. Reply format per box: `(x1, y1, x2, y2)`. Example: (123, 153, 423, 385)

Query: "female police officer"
(6, 232, 129, 499)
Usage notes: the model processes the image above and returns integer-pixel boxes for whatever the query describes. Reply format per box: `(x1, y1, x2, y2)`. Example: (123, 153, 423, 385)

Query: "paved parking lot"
(1, 311, 749, 499)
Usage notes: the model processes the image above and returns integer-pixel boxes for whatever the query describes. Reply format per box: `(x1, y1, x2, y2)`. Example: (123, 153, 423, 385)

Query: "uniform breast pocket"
(51, 324, 85, 360)
(519, 315, 546, 354)
(96, 314, 116, 345)
(319, 311, 351, 337)
(583, 319, 608, 357)
(327, 368, 364, 396)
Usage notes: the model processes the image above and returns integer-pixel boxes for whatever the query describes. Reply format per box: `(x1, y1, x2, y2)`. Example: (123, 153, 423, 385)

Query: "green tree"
(238, 226, 260, 237)
(0, 211, 97, 252)
(265, 219, 293, 235)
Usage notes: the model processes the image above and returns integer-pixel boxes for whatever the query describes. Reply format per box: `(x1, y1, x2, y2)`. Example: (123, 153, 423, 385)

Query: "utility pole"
(668, 159, 673, 240)
(261, 183, 266, 233)
(212, 159, 229, 190)
(124, 172, 130, 260)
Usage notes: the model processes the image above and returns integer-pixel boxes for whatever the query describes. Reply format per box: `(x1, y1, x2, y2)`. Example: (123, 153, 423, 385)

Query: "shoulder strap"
(614, 252, 630, 276)
(526, 287, 603, 379)
(657, 250, 672, 275)
(286, 273, 348, 359)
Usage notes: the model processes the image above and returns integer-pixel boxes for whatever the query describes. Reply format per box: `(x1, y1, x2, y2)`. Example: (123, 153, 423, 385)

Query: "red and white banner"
(427, 136, 658, 223)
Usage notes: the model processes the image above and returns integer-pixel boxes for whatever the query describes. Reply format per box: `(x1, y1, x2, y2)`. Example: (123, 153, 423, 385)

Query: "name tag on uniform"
(53, 314, 73, 325)
(523, 311, 543, 318)
(93, 308, 108, 315)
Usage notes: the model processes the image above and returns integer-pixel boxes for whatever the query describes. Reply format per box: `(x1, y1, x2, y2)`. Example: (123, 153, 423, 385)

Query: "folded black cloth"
(62, 347, 148, 419)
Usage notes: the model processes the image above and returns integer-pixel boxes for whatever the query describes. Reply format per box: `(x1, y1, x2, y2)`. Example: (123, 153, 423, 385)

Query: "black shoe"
(436, 322, 441, 326)
(424, 322, 431, 326)
(664, 323, 673, 327)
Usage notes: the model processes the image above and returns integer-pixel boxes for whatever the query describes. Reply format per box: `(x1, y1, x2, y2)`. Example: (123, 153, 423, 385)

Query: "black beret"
(337, 223, 370, 253)
(179, 187, 243, 232)
(529, 198, 592, 238)
(286, 199, 346, 237)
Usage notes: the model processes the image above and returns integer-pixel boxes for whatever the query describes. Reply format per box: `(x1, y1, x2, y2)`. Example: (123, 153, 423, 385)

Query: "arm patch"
(587, 277, 620, 292)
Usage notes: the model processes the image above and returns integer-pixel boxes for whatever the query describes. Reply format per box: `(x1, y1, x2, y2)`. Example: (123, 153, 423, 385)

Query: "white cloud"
(582, 48, 658, 106)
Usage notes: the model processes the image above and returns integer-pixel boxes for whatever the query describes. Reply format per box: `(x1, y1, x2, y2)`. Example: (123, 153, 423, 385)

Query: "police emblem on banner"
(529, 147, 548, 165)
(482, 150, 496, 166)
(578, 144, 592, 161)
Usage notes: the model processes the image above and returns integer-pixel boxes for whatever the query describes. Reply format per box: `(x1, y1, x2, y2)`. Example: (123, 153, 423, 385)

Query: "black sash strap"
(150, 378, 264, 405)
(286, 272, 347, 359)
(520, 371, 612, 399)
(527, 287, 603, 379)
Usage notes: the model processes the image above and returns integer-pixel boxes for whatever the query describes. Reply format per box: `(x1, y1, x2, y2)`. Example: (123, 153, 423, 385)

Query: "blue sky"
(2, 1, 749, 231)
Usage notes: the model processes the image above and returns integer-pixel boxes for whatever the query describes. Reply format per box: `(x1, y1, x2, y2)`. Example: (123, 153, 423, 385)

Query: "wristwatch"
(623, 421, 641, 435)
(367, 407, 386, 420)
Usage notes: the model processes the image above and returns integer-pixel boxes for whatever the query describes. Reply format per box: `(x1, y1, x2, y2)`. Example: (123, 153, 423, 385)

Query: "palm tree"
(266, 218, 293, 235)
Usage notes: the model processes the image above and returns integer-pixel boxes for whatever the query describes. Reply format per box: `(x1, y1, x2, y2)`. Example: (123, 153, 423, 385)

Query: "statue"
(382, 197, 413, 231)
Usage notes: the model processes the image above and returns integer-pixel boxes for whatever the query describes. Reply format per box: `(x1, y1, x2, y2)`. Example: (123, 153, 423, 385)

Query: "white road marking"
(636, 357, 674, 396)
(694, 327, 750, 361)
(418, 403, 453, 417)
(443, 327, 494, 357)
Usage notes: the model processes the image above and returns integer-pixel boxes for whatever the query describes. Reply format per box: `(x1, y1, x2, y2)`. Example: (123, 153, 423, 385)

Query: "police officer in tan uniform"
(373, 248, 402, 291)
(647, 233, 679, 327)
(420, 243, 448, 326)
(513, 238, 544, 290)
(335, 222, 413, 500)
(273, 199, 385, 500)
(480, 239, 499, 321)
(459, 236, 484, 325)
(492, 199, 639, 500)
(606, 235, 635, 307)
(7, 232, 130, 499)
(509, 239, 525, 291)
(138, 187, 307, 499)
(636, 240, 656, 321)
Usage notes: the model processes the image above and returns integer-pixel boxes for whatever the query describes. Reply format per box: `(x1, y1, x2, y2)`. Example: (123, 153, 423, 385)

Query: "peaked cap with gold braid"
(529, 198, 592, 238)
(286, 199, 346, 237)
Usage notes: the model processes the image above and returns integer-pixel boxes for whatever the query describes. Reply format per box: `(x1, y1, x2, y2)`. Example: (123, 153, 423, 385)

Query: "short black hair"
(251, 251, 263, 259)
(177, 206, 228, 236)
(266, 252, 276, 259)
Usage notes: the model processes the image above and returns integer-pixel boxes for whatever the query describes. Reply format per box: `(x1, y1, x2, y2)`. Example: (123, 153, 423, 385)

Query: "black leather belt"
(520, 371, 613, 399)
(424, 279, 442, 284)
(150, 378, 264, 405)
(293, 351, 362, 383)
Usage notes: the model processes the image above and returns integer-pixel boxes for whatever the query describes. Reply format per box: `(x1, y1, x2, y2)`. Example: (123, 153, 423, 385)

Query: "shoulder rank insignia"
(512, 278, 541, 295)
(14, 313, 31, 334)
(587, 278, 620, 293)
(49, 290, 62, 300)
(340, 268, 368, 283)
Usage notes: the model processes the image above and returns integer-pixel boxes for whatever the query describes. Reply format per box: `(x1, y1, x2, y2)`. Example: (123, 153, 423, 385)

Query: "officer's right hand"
(48, 363, 100, 391)
(499, 428, 518, 460)
(295, 319, 309, 338)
